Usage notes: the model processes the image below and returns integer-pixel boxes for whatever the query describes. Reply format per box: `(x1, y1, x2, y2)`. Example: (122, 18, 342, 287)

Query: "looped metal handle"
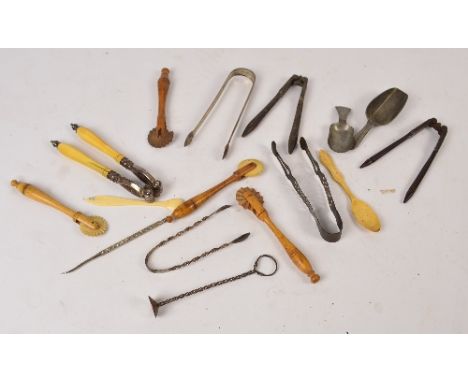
(253, 254, 278, 276)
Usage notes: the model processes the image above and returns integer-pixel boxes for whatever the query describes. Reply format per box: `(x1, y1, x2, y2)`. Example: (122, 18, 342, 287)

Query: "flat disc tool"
(237, 159, 264, 177)
(79, 216, 108, 236)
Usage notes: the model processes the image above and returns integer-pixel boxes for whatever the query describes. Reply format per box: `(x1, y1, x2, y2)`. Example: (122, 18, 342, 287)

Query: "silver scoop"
(328, 87, 408, 153)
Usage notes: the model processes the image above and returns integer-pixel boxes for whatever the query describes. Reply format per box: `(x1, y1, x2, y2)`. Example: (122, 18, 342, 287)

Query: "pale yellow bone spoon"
(85, 195, 184, 211)
(319, 150, 381, 232)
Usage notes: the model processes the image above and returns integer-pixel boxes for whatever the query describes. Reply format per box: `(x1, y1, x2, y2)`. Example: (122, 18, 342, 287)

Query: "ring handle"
(253, 254, 278, 276)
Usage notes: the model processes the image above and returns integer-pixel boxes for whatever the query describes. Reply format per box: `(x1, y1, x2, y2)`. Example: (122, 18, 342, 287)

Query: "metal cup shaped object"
(328, 106, 355, 153)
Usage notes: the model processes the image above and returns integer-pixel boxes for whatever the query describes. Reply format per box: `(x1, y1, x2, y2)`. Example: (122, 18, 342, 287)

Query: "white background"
(1, 49, 467, 333)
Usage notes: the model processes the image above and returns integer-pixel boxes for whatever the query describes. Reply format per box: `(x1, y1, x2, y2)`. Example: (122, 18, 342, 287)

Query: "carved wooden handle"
(170, 162, 256, 220)
(11, 180, 97, 230)
(156, 68, 170, 131)
(236, 187, 320, 283)
(263, 216, 320, 283)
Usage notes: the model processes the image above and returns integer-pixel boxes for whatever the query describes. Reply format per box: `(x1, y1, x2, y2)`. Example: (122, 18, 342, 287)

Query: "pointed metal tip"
(288, 143, 297, 154)
(241, 125, 253, 137)
(50, 140, 60, 147)
(403, 192, 413, 203)
(148, 296, 160, 318)
(217, 204, 232, 212)
(70, 123, 79, 131)
(360, 160, 371, 168)
(232, 232, 250, 243)
(184, 132, 194, 147)
(222, 145, 229, 159)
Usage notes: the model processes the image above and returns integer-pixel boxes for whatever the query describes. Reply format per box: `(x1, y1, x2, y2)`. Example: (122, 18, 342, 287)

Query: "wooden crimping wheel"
(148, 68, 174, 148)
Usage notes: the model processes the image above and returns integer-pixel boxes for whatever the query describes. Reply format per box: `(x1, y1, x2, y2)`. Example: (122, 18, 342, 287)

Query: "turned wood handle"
(236, 187, 319, 283)
(156, 68, 170, 130)
(319, 149, 354, 200)
(170, 162, 256, 220)
(262, 213, 320, 283)
(11, 180, 97, 230)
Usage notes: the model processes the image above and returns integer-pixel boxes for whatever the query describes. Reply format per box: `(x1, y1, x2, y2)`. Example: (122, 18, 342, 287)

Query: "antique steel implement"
(360, 118, 447, 203)
(52, 124, 162, 202)
(271, 138, 343, 242)
(354, 87, 408, 148)
(184, 68, 256, 159)
(327, 88, 408, 152)
(242, 74, 308, 154)
(144, 204, 250, 273)
(148, 254, 278, 318)
(328, 106, 355, 153)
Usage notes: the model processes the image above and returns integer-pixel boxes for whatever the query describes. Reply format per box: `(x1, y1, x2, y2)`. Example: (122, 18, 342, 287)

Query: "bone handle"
(54, 142, 111, 177)
(319, 149, 355, 200)
(11, 180, 97, 230)
(74, 125, 124, 163)
(156, 68, 170, 131)
(85, 195, 183, 210)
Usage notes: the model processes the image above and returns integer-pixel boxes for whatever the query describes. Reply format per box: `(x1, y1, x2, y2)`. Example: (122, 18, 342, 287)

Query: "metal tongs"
(360, 118, 447, 203)
(52, 124, 162, 202)
(271, 138, 343, 242)
(242, 74, 308, 154)
(184, 68, 256, 159)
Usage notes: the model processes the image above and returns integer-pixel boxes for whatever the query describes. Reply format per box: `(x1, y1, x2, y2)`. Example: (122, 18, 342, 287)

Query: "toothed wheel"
(79, 216, 108, 236)
(236, 187, 264, 211)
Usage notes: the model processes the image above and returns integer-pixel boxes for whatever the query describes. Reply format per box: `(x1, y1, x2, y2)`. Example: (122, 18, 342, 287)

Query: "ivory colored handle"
(56, 142, 111, 177)
(75, 125, 124, 163)
(10, 180, 96, 229)
(319, 149, 354, 200)
(262, 214, 320, 283)
(156, 68, 170, 131)
(85, 195, 183, 210)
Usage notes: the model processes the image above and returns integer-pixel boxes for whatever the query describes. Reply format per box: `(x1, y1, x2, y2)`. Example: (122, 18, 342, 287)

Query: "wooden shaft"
(260, 211, 320, 283)
(11, 180, 97, 230)
(156, 68, 170, 131)
(236, 187, 319, 283)
(170, 162, 256, 220)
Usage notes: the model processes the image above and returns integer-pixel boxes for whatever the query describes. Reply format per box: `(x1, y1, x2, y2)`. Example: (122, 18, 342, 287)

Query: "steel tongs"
(52, 124, 162, 202)
(360, 118, 447, 203)
(184, 67, 256, 159)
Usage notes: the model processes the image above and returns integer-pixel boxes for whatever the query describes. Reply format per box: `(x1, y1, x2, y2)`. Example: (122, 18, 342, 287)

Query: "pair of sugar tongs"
(360, 118, 448, 202)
